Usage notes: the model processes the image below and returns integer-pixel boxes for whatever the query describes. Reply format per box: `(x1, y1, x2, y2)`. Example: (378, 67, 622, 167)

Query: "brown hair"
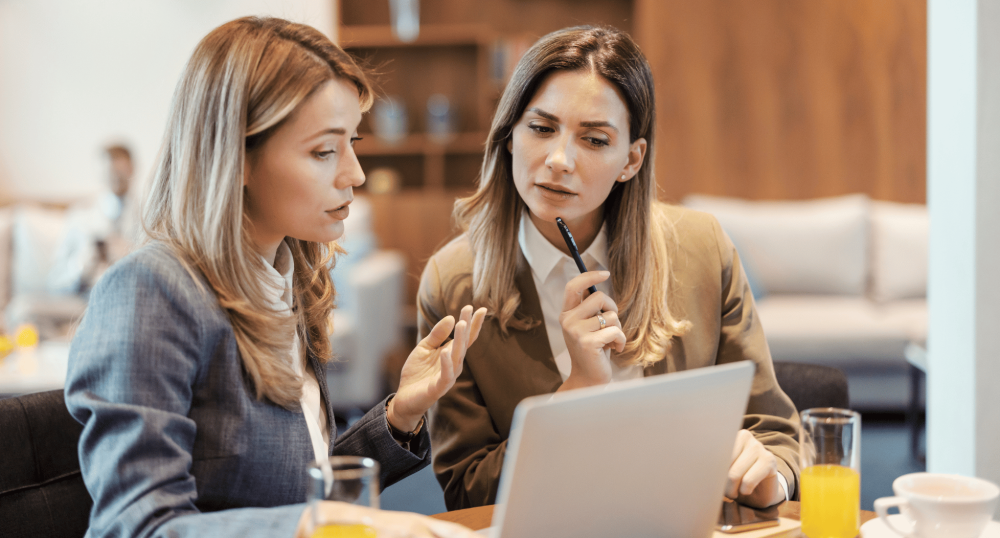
(142, 17, 372, 408)
(104, 144, 132, 161)
(454, 25, 690, 367)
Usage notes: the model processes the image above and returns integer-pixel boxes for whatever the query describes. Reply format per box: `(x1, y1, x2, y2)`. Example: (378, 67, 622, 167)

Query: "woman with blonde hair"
(65, 16, 484, 538)
(420, 25, 800, 510)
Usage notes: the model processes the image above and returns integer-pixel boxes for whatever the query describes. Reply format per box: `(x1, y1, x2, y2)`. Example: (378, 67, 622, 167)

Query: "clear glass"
(799, 408, 861, 538)
(307, 456, 380, 538)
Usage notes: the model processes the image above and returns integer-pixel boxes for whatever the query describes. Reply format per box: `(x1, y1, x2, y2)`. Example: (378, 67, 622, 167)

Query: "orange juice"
(800, 465, 860, 538)
(311, 524, 377, 538)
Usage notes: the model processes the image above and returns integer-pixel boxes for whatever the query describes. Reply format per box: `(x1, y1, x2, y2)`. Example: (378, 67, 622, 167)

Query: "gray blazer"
(65, 242, 429, 538)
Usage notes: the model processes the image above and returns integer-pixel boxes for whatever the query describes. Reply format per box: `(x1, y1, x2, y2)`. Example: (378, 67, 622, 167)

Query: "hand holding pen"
(556, 218, 598, 294)
(554, 217, 626, 391)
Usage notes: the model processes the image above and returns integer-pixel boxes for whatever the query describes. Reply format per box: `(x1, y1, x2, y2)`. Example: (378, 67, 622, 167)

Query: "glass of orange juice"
(799, 408, 861, 538)
(307, 456, 380, 538)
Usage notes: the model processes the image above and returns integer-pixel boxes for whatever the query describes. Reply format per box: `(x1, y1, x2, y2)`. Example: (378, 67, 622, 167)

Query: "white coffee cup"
(874, 472, 999, 538)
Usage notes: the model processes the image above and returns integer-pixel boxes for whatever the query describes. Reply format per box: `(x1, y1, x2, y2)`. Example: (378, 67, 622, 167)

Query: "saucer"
(861, 514, 1000, 537)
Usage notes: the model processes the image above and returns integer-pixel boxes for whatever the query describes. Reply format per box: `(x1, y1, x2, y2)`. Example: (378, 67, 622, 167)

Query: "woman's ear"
(243, 156, 251, 187)
(618, 137, 647, 182)
(506, 136, 513, 154)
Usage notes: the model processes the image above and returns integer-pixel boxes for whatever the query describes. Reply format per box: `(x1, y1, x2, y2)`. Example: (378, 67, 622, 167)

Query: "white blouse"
(260, 241, 329, 465)
(517, 211, 644, 383)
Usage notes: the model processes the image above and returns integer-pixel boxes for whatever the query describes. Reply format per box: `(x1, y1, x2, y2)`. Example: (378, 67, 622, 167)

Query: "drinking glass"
(799, 408, 861, 538)
(307, 456, 380, 538)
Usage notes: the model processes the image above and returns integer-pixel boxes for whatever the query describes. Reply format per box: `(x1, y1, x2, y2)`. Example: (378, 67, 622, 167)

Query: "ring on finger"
(597, 314, 606, 329)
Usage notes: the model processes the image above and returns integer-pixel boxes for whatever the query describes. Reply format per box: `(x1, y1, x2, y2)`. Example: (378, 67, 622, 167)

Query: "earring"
(621, 174, 626, 180)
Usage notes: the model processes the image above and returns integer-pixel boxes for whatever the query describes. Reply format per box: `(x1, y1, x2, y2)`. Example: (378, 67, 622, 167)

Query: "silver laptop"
(483, 361, 755, 538)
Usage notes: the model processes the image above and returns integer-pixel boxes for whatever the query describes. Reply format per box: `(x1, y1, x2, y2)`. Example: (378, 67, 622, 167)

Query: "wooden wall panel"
(634, 0, 926, 203)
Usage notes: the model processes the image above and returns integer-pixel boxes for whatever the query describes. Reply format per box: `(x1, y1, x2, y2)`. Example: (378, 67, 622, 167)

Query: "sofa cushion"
(755, 295, 927, 369)
(683, 194, 870, 296)
(870, 201, 928, 302)
(0, 207, 13, 314)
(11, 205, 66, 297)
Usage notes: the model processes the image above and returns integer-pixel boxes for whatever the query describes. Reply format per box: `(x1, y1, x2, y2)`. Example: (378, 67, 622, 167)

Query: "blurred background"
(0, 0, 958, 516)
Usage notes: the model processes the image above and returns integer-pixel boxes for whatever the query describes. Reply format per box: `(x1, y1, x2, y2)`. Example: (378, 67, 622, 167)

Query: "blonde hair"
(142, 17, 373, 408)
(454, 26, 691, 367)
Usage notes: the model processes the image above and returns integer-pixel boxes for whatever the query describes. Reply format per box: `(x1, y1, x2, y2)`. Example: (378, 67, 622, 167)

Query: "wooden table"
(431, 501, 877, 536)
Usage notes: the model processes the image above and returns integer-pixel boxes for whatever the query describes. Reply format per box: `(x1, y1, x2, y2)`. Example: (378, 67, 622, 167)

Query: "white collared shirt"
(517, 211, 644, 383)
(259, 241, 329, 465)
(516, 212, 789, 501)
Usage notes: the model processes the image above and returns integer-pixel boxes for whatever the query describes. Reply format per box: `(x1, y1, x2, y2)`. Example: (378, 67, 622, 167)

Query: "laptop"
(482, 361, 755, 538)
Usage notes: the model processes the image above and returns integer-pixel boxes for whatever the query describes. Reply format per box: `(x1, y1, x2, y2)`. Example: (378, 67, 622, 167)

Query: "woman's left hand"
(389, 305, 488, 431)
(724, 429, 786, 508)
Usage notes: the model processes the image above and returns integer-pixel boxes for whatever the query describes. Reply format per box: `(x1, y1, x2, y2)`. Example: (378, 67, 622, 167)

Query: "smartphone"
(716, 499, 781, 533)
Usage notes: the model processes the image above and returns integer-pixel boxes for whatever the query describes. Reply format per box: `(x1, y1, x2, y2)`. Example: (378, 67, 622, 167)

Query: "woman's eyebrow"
(305, 127, 347, 142)
(579, 120, 618, 133)
(527, 107, 559, 122)
(526, 107, 618, 133)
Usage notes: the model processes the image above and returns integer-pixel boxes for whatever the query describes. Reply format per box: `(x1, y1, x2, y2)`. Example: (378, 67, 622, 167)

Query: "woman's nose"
(545, 134, 575, 174)
(338, 145, 366, 188)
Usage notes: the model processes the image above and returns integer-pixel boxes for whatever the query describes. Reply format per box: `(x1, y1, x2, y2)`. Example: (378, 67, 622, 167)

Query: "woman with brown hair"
(420, 25, 800, 511)
(65, 17, 484, 538)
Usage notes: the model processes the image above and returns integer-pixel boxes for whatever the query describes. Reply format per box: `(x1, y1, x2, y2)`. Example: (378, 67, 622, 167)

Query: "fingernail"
(601, 271, 610, 276)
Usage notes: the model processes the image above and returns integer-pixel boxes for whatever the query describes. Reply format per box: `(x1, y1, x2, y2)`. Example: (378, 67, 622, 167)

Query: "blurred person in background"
(4, 145, 140, 338)
(65, 16, 484, 538)
(49, 143, 137, 297)
(420, 25, 800, 511)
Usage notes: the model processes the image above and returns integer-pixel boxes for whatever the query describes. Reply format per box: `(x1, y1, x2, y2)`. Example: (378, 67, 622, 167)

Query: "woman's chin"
(293, 222, 345, 244)
(529, 206, 586, 226)
(526, 201, 569, 223)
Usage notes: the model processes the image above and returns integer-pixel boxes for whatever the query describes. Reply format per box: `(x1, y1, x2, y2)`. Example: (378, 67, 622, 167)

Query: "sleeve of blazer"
(417, 256, 507, 510)
(65, 256, 305, 538)
(708, 217, 802, 498)
(334, 394, 431, 489)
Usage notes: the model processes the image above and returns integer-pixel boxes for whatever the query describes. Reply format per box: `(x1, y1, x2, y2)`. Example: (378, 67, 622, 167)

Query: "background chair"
(772, 361, 850, 412)
(0, 390, 91, 538)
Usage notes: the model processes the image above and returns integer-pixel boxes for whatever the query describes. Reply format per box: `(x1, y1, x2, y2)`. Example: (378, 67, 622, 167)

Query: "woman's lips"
(536, 183, 576, 200)
(326, 202, 351, 220)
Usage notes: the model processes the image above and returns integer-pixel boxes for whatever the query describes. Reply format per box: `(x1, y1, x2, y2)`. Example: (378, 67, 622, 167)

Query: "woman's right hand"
(389, 305, 487, 432)
(297, 502, 479, 538)
(557, 270, 626, 392)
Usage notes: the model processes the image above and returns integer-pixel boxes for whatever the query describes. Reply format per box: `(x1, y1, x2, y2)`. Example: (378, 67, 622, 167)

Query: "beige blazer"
(418, 204, 800, 511)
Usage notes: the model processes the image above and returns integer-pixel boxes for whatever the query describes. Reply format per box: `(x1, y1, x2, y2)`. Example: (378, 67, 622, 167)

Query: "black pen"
(555, 217, 598, 294)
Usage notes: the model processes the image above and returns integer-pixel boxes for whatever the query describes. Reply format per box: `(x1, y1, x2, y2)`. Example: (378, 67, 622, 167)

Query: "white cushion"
(683, 194, 870, 295)
(11, 205, 67, 297)
(0, 207, 14, 313)
(870, 201, 928, 301)
(755, 295, 927, 369)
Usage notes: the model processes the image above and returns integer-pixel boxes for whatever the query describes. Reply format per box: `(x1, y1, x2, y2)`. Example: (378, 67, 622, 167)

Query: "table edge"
(429, 501, 877, 531)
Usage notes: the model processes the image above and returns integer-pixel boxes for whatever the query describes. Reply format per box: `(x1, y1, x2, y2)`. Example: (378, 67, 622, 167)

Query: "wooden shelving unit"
(353, 132, 486, 191)
(341, 23, 495, 48)
(353, 131, 486, 157)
